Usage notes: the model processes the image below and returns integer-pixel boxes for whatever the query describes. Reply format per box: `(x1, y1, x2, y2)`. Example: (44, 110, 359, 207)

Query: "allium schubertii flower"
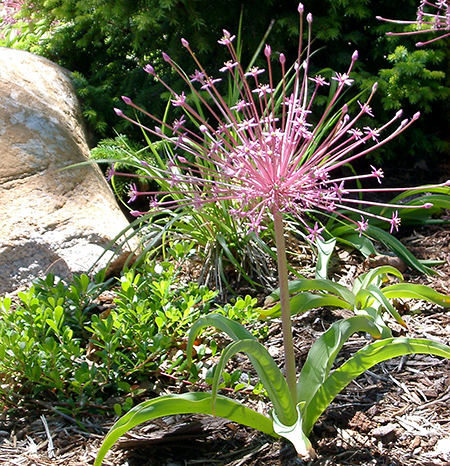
(114, 6, 435, 241)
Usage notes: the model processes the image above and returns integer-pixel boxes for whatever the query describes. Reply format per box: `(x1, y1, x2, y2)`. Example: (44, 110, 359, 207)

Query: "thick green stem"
(272, 210, 297, 406)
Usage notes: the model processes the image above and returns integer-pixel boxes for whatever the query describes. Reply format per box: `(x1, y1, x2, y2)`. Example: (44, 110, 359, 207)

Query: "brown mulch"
(1, 226, 450, 466)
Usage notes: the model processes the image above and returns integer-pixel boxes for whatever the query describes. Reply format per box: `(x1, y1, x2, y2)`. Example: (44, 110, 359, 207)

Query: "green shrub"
(0, 252, 260, 412)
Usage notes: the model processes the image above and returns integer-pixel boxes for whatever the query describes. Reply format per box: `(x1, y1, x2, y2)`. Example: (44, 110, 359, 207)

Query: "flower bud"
(144, 64, 156, 76)
(279, 53, 286, 65)
(352, 50, 358, 61)
(298, 3, 304, 13)
(162, 52, 171, 63)
(372, 82, 378, 92)
(264, 44, 272, 58)
(423, 202, 433, 209)
(122, 96, 132, 105)
(114, 108, 124, 116)
(395, 109, 403, 119)
(413, 111, 421, 120)
(181, 38, 189, 47)
(307, 12, 313, 23)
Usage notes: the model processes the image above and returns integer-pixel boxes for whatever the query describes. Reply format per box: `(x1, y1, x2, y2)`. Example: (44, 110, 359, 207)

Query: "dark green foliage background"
(16, 0, 450, 177)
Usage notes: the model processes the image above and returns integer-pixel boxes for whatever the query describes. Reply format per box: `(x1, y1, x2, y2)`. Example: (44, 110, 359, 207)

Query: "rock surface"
(0, 47, 137, 294)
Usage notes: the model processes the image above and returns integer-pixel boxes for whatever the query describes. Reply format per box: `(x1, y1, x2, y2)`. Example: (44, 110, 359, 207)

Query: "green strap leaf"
(352, 265, 403, 296)
(272, 404, 316, 459)
(365, 226, 435, 276)
(366, 284, 407, 328)
(303, 337, 450, 435)
(315, 238, 336, 280)
(260, 292, 351, 319)
(186, 314, 256, 367)
(331, 228, 378, 257)
(212, 339, 297, 427)
(382, 283, 450, 308)
(297, 316, 382, 409)
(94, 392, 275, 466)
(266, 278, 354, 304)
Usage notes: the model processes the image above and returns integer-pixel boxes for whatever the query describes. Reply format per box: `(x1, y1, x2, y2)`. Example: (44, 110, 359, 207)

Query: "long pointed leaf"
(260, 292, 351, 319)
(352, 265, 403, 296)
(366, 226, 435, 275)
(382, 283, 450, 307)
(187, 314, 256, 367)
(366, 284, 407, 328)
(297, 316, 381, 410)
(303, 338, 450, 435)
(212, 339, 296, 426)
(94, 392, 275, 466)
(266, 278, 355, 305)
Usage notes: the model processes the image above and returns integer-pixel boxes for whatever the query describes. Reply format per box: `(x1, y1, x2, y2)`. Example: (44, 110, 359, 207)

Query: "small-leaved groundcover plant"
(0, 248, 261, 411)
(95, 4, 450, 463)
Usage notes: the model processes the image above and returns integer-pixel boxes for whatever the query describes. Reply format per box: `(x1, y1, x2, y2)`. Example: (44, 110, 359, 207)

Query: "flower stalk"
(377, 1, 450, 46)
(272, 209, 297, 405)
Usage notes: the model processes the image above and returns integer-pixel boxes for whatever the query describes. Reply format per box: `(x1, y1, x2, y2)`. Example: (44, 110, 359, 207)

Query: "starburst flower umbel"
(113, 13, 434, 238)
(377, 1, 450, 46)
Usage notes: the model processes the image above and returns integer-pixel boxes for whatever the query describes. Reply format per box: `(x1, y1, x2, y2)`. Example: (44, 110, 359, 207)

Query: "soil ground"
(1, 224, 450, 466)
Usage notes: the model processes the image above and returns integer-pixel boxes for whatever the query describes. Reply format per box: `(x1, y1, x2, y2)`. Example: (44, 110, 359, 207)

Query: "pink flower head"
(190, 70, 205, 83)
(112, 5, 439, 237)
(309, 75, 330, 87)
(171, 92, 186, 107)
(144, 64, 156, 76)
(128, 183, 139, 203)
(218, 29, 236, 45)
(370, 165, 384, 184)
(245, 67, 265, 78)
(332, 72, 354, 87)
(306, 223, 325, 242)
(220, 61, 239, 72)
(389, 211, 401, 233)
(356, 216, 369, 237)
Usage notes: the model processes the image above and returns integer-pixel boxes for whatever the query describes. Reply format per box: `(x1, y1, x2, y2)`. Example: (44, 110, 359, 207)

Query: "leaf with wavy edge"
(186, 314, 256, 368)
(266, 278, 354, 304)
(260, 292, 351, 319)
(302, 338, 450, 435)
(297, 316, 381, 408)
(94, 392, 276, 466)
(211, 338, 296, 426)
(352, 265, 403, 296)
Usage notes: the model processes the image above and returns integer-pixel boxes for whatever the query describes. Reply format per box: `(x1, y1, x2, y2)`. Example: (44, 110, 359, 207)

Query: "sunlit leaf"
(94, 392, 275, 466)
(303, 338, 450, 435)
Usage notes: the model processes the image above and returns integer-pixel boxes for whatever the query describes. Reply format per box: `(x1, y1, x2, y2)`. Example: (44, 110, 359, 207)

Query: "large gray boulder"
(0, 47, 137, 294)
